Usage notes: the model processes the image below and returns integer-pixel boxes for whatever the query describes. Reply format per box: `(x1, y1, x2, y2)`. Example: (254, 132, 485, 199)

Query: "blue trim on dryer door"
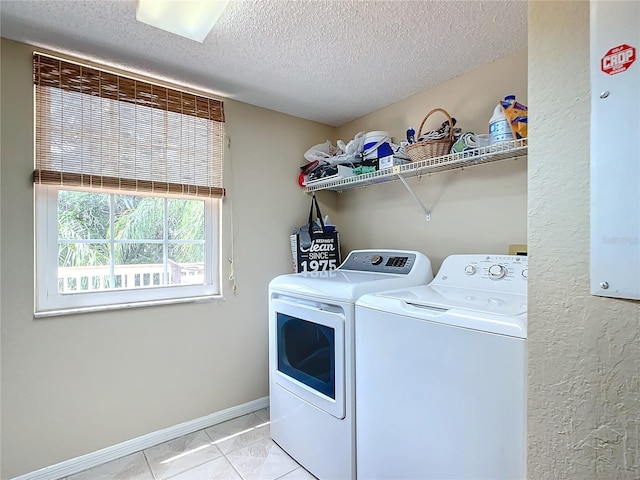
(276, 312, 336, 399)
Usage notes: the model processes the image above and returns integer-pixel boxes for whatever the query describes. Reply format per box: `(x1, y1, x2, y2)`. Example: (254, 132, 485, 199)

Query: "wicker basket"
(406, 108, 455, 162)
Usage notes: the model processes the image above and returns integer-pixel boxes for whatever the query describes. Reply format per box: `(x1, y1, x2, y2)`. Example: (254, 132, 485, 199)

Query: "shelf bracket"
(397, 174, 431, 222)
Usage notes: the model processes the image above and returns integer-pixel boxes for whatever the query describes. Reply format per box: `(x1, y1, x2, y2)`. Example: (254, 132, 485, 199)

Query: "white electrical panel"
(590, 2, 640, 300)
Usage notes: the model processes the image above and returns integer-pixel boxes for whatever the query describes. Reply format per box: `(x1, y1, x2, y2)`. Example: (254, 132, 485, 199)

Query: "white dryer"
(269, 250, 434, 480)
(355, 254, 528, 480)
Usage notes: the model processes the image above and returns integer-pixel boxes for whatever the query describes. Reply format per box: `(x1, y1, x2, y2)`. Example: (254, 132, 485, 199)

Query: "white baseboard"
(12, 396, 269, 480)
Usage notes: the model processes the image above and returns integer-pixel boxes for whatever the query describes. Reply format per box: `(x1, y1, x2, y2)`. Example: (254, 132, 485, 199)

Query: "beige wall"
(333, 50, 528, 270)
(528, 2, 640, 479)
(0, 38, 334, 478)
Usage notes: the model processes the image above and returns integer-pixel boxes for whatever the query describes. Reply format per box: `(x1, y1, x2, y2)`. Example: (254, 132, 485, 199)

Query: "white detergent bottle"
(489, 95, 515, 145)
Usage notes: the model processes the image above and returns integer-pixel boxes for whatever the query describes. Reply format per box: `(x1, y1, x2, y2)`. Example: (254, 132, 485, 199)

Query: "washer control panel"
(340, 250, 417, 274)
(435, 254, 528, 294)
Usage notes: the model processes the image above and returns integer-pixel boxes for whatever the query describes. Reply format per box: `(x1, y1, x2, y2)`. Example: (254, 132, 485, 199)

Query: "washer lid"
(269, 269, 432, 302)
(376, 284, 527, 317)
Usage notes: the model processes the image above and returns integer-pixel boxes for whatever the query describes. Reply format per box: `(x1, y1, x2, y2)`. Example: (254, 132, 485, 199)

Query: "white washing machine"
(269, 250, 434, 480)
(355, 254, 527, 480)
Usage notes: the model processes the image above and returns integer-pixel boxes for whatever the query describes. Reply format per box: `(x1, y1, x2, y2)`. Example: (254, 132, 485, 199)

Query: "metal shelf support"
(397, 174, 431, 221)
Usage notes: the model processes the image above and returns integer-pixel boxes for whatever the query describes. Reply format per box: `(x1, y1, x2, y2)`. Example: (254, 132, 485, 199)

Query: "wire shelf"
(304, 138, 528, 193)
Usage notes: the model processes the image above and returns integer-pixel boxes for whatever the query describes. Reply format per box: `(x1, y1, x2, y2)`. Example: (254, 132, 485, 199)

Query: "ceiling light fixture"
(136, 0, 229, 43)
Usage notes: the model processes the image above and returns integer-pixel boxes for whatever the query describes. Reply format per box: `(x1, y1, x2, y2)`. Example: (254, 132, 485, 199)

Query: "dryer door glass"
(277, 314, 335, 399)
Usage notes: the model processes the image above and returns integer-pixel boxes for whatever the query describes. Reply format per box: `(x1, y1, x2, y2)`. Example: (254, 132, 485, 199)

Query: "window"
(33, 53, 225, 315)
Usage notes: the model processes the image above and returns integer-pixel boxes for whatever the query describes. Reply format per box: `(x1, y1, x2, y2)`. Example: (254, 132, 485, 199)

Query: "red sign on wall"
(601, 44, 636, 75)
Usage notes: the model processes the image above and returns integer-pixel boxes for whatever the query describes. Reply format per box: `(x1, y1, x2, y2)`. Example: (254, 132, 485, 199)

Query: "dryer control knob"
(488, 264, 507, 280)
(464, 265, 476, 275)
(371, 255, 383, 266)
(522, 268, 528, 280)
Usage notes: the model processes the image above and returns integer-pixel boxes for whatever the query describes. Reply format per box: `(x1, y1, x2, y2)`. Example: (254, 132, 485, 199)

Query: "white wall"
(528, 2, 640, 478)
(334, 50, 528, 270)
(0, 38, 335, 479)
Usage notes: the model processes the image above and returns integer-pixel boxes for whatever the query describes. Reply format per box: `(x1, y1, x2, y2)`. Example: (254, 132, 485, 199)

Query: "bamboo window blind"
(33, 53, 226, 198)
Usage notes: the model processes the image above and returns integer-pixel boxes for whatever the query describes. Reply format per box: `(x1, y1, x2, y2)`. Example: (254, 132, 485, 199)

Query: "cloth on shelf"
(417, 118, 461, 144)
(303, 133, 366, 166)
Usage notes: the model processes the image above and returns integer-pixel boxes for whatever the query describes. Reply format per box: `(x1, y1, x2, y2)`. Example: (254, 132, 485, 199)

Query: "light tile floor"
(60, 408, 316, 480)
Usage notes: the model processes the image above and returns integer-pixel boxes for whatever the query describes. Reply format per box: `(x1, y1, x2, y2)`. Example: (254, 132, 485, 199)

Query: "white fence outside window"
(58, 262, 205, 292)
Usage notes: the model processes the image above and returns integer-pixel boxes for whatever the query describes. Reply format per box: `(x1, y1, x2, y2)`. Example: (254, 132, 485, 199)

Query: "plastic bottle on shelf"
(489, 95, 516, 145)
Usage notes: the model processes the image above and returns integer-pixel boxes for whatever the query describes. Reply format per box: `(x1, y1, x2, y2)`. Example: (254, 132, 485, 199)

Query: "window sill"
(34, 294, 225, 318)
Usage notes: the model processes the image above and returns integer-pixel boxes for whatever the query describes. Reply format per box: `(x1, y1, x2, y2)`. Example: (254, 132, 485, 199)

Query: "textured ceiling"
(0, 0, 527, 126)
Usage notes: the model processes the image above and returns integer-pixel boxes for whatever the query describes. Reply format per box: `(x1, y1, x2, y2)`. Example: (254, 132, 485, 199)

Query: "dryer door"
(270, 294, 346, 419)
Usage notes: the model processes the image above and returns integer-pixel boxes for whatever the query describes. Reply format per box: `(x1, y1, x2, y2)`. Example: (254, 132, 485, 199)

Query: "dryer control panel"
(433, 254, 528, 295)
(340, 249, 424, 275)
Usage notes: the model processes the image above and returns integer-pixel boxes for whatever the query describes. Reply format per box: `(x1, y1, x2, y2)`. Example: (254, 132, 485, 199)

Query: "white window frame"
(35, 184, 222, 317)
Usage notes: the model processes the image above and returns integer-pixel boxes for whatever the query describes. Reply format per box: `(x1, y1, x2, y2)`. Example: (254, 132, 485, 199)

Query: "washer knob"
(371, 255, 383, 266)
(521, 268, 528, 280)
(488, 264, 506, 280)
(464, 265, 476, 275)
